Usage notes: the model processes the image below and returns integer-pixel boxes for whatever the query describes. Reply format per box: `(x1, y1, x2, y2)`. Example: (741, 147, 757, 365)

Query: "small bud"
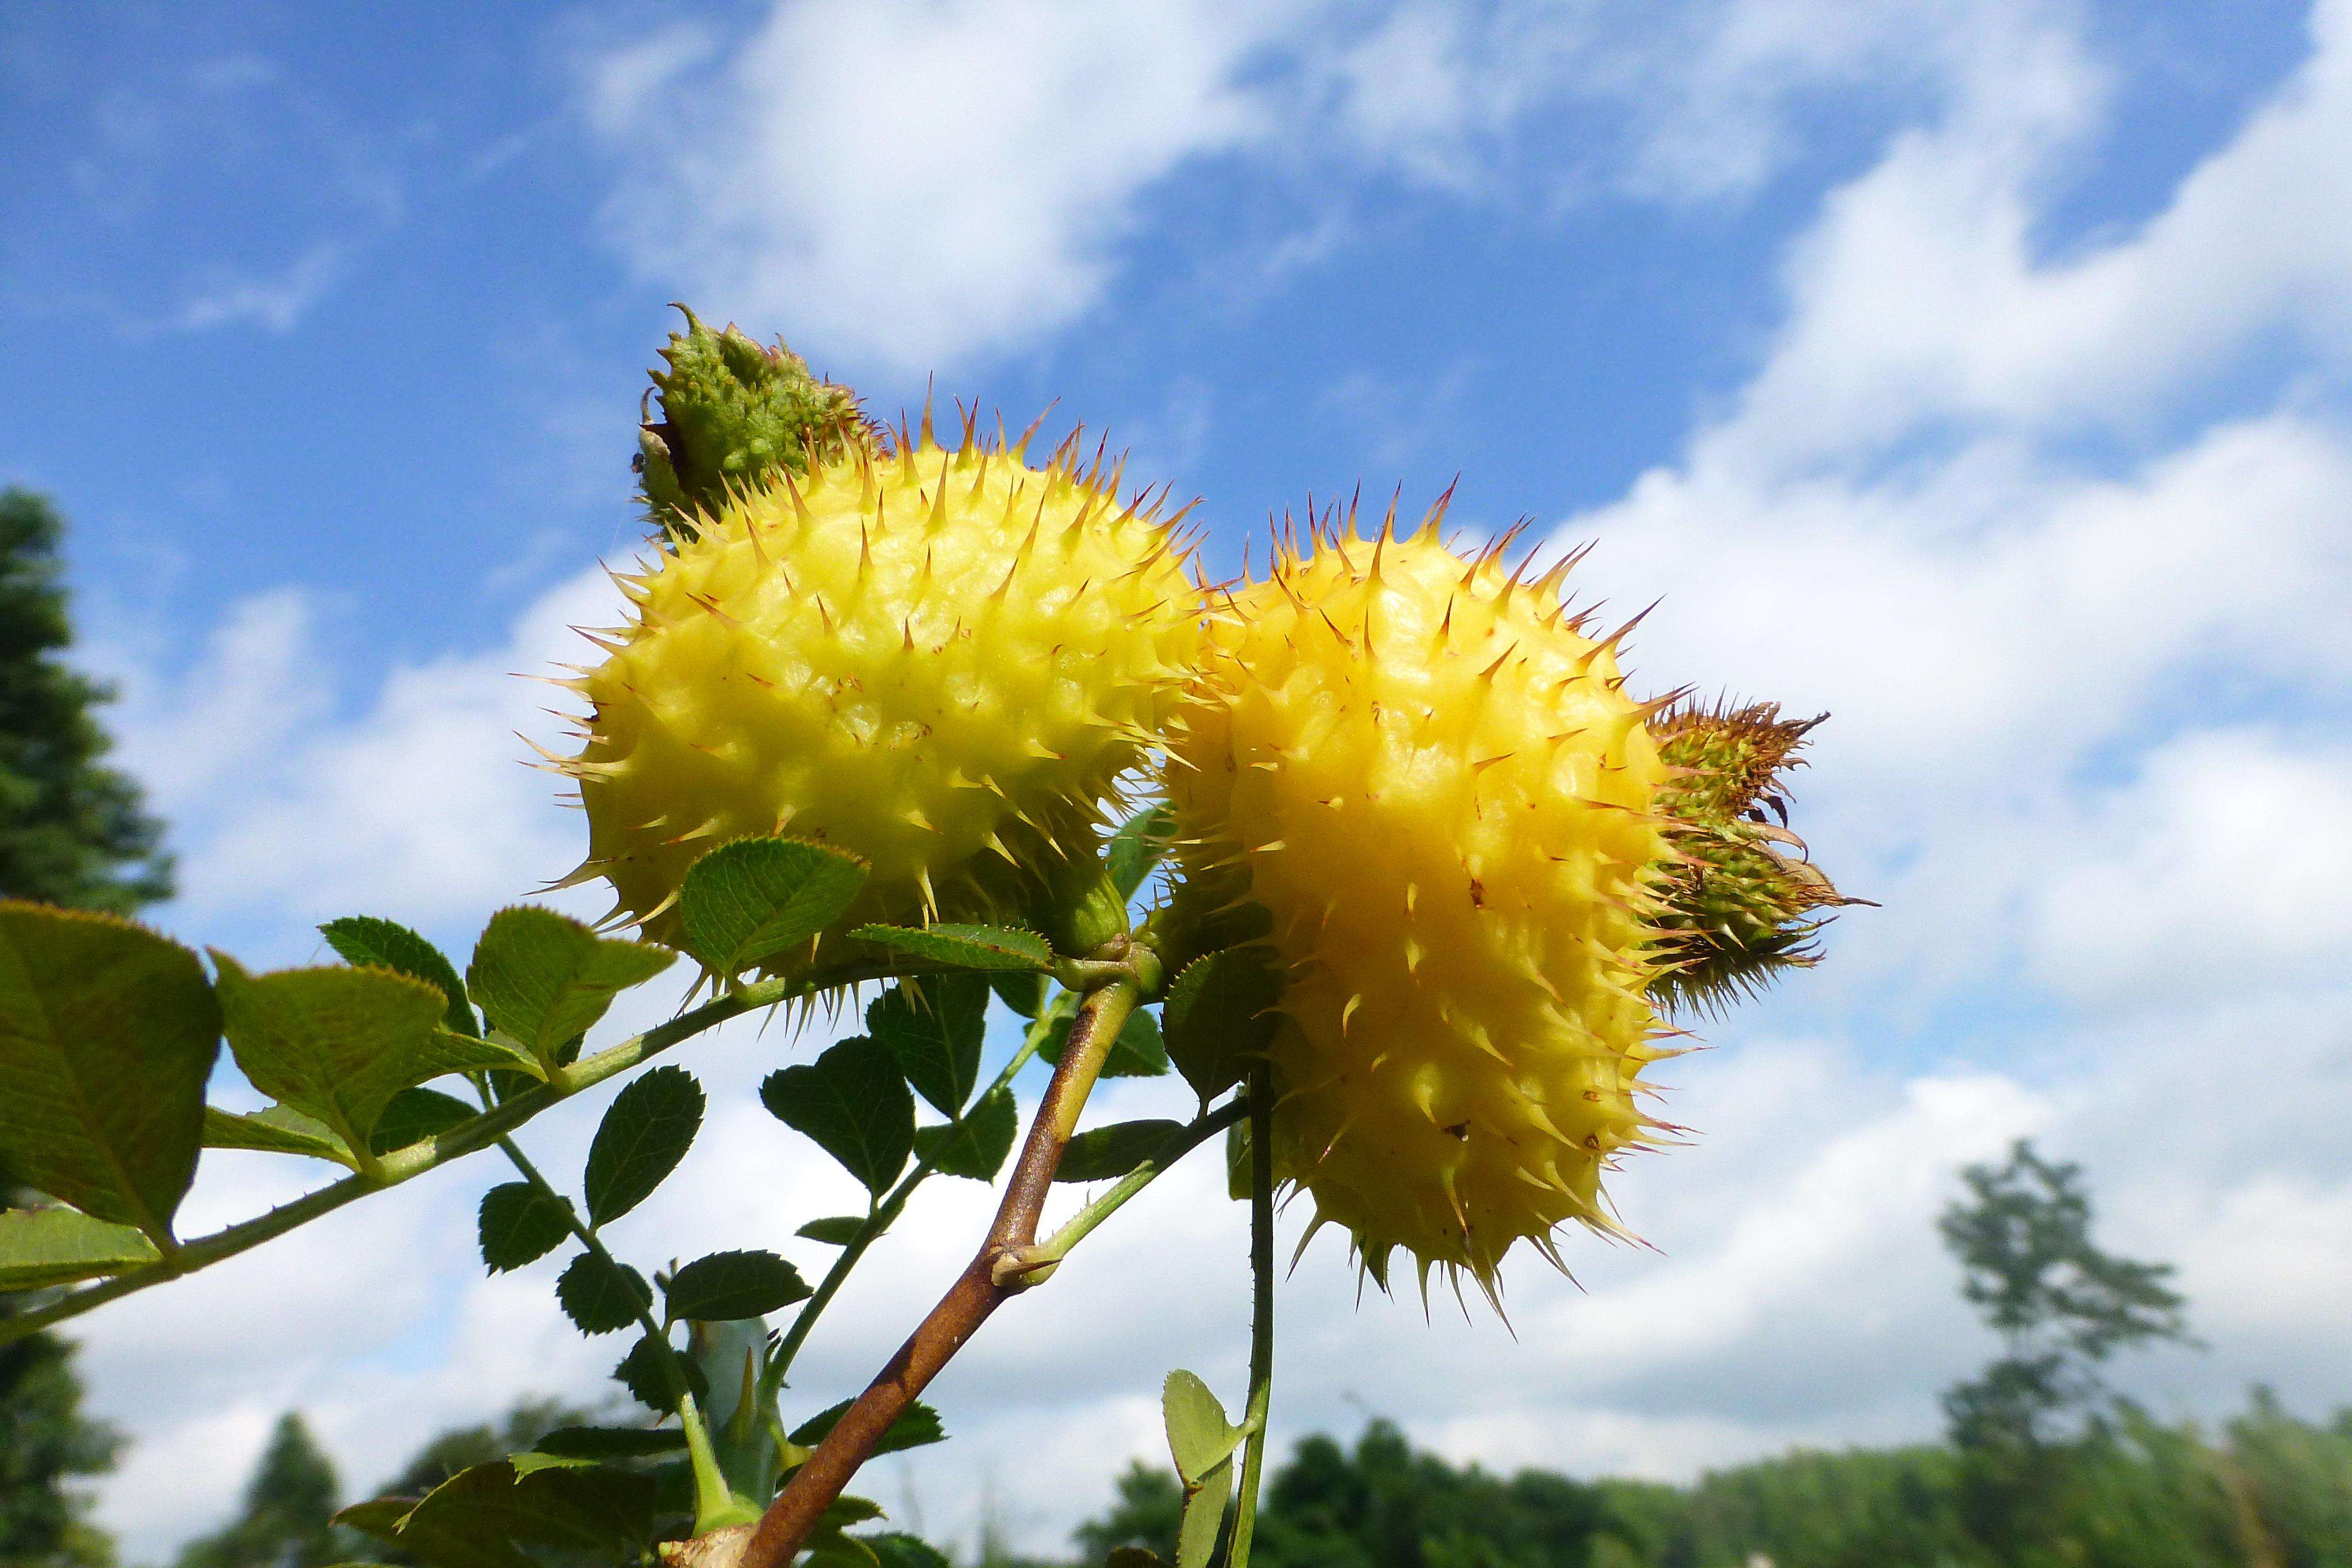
(638, 305, 869, 537)
(1651, 700, 1861, 1013)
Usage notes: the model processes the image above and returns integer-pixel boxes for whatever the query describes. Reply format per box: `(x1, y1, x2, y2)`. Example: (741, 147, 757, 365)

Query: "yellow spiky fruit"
(559, 418, 1200, 967)
(1165, 503, 1679, 1296)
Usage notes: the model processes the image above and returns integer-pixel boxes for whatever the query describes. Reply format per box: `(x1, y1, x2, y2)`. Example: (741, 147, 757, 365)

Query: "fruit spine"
(559, 412, 1202, 970)
(1165, 499, 1685, 1297)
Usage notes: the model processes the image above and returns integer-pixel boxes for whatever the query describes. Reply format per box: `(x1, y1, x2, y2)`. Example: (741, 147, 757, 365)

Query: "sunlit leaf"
(679, 837, 867, 976)
(318, 916, 480, 1037)
(847, 923, 1051, 972)
(466, 907, 673, 1072)
(0, 905, 219, 1240)
(0, 1205, 161, 1290)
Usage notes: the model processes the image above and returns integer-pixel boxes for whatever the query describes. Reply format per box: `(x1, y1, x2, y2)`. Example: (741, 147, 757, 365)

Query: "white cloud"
(170, 242, 347, 334)
(584, 0, 1304, 375)
(577, 0, 2116, 377)
(2031, 727, 2352, 1004)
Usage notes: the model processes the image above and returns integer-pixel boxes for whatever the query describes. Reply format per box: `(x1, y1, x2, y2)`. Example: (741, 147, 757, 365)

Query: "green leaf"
(1162, 949, 1281, 1103)
(848, 923, 1052, 972)
(394, 1460, 656, 1568)
(411, 1030, 544, 1082)
(531, 1426, 685, 1460)
(1162, 1370, 1242, 1485)
(0, 1205, 162, 1289)
(465, 906, 673, 1071)
(203, 1105, 355, 1167)
(367, 1087, 477, 1155)
(318, 916, 480, 1037)
(663, 1249, 811, 1320)
(863, 1534, 953, 1568)
(1176, 1460, 1232, 1568)
(1106, 802, 1175, 899)
(1057, 1119, 1184, 1183)
(334, 1499, 422, 1543)
(912, 1087, 1018, 1181)
(212, 955, 449, 1157)
(820, 1497, 886, 1527)
(803, 1532, 880, 1568)
(788, 1399, 944, 1457)
(1040, 1005, 1169, 1079)
(556, 1251, 652, 1335)
(796, 1215, 866, 1245)
(679, 836, 868, 975)
(0, 905, 219, 1240)
(866, 975, 987, 1117)
(989, 969, 1049, 1023)
(614, 1332, 707, 1413)
(476, 1181, 571, 1273)
(761, 1037, 913, 1197)
(582, 1065, 703, 1227)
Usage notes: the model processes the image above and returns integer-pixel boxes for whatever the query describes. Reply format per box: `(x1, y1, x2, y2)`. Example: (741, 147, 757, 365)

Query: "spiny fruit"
(1165, 499, 1687, 1298)
(558, 413, 1201, 971)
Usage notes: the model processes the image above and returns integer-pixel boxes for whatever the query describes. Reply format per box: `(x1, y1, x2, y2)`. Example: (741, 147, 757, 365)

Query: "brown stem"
(740, 979, 1141, 1568)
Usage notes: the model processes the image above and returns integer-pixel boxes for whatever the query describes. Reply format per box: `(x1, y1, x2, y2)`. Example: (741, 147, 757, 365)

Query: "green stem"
(1227, 1062, 1277, 1568)
(1017, 1096, 1248, 1278)
(0, 966, 866, 1346)
(763, 1002, 1066, 1397)
(490, 1135, 746, 1532)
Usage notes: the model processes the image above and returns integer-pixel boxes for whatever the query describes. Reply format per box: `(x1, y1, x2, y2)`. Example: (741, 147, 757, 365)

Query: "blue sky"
(6, 1, 2351, 1559)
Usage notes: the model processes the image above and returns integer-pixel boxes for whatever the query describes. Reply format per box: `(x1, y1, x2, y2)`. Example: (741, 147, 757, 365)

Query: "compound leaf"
(1039, 1005, 1169, 1079)
(556, 1251, 651, 1336)
(582, 1065, 703, 1227)
(203, 1105, 354, 1167)
(1163, 949, 1281, 1103)
(847, 923, 1051, 973)
(0, 904, 219, 1240)
(679, 837, 868, 976)
(912, 1088, 1018, 1182)
(788, 1398, 944, 1457)
(476, 1181, 571, 1273)
(319, 916, 480, 1037)
(867, 975, 987, 1117)
(1162, 1370, 1242, 1485)
(0, 1205, 162, 1290)
(663, 1249, 810, 1321)
(212, 955, 446, 1156)
(1056, 1120, 1184, 1184)
(466, 907, 673, 1072)
(614, 1333, 707, 1414)
(761, 1037, 912, 1197)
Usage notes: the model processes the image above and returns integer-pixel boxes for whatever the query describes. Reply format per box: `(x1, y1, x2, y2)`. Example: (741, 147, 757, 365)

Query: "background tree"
(173, 1414, 343, 1568)
(1938, 1138, 2195, 1560)
(2, 485, 169, 1568)
(375, 1397, 598, 1500)
(0, 488, 171, 914)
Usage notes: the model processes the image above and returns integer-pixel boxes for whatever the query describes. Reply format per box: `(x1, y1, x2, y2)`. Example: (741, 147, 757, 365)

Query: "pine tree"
(173, 1416, 342, 1568)
(2, 486, 170, 1568)
(0, 488, 171, 912)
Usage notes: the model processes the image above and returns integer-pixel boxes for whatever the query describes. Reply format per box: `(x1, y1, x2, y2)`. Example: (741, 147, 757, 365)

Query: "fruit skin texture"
(1166, 510, 1675, 1293)
(567, 422, 1198, 966)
